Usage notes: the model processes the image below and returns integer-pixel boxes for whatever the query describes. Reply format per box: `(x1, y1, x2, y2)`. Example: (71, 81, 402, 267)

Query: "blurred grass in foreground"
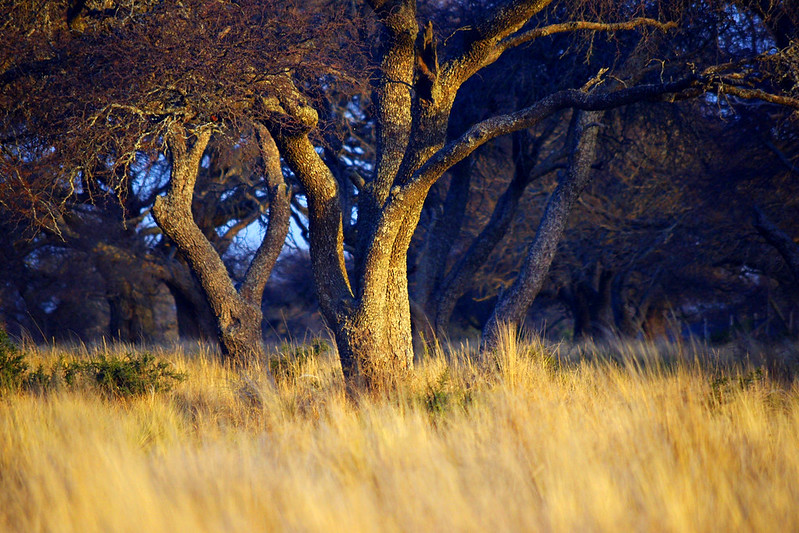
(1, 329, 798, 532)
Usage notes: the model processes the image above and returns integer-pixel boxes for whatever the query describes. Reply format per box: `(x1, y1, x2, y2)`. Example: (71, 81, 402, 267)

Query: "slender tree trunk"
(482, 110, 603, 348)
(431, 126, 564, 338)
(412, 160, 472, 311)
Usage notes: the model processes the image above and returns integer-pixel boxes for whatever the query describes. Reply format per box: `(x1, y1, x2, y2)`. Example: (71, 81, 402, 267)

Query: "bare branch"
(763, 139, 799, 174)
(407, 77, 699, 196)
(499, 18, 678, 53)
(711, 84, 799, 110)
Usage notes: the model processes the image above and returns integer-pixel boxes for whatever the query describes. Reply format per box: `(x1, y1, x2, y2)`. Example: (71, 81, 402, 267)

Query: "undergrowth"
(0, 331, 185, 397)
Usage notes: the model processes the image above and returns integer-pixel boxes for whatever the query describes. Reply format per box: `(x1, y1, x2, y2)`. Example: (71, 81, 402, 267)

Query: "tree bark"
(482, 110, 603, 348)
(152, 123, 290, 364)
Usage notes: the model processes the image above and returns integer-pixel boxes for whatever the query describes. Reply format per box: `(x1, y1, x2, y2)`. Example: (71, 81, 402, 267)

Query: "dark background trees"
(1, 0, 798, 390)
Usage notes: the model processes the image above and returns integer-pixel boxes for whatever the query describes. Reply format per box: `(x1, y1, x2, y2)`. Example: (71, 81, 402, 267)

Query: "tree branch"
(407, 77, 699, 197)
(712, 84, 799, 110)
(753, 205, 799, 282)
(442, 0, 553, 86)
(498, 18, 678, 53)
(239, 124, 292, 306)
(763, 139, 799, 174)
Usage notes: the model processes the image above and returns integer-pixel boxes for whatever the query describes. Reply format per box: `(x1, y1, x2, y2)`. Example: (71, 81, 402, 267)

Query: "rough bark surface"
(152, 123, 290, 364)
(482, 110, 603, 348)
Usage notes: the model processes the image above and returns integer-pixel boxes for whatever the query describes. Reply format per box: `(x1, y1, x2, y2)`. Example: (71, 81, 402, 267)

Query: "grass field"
(1, 331, 798, 532)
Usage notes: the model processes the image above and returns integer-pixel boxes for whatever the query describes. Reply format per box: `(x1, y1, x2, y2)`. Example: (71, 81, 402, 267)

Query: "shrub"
(1, 341, 186, 398)
(69, 353, 187, 397)
(0, 329, 27, 394)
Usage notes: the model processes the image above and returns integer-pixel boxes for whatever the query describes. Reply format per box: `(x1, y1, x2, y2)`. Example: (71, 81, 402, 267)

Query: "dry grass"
(1, 331, 798, 532)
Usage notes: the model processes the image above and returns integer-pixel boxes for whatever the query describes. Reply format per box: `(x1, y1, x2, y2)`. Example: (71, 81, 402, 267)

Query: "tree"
(1, 0, 358, 361)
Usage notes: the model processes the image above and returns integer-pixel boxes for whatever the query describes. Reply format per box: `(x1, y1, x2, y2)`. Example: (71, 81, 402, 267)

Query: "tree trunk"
(412, 160, 472, 311)
(267, 2, 688, 390)
(611, 270, 655, 338)
(559, 270, 614, 342)
(152, 123, 290, 364)
(167, 282, 217, 341)
(482, 110, 603, 348)
(431, 130, 563, 338)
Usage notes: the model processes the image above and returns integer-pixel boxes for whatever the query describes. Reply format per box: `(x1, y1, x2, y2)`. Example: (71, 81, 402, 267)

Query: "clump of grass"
(268, 339, 329, 384)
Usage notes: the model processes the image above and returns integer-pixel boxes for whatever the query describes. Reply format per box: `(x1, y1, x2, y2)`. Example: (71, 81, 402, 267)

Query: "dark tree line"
(2, 0, 798, 391)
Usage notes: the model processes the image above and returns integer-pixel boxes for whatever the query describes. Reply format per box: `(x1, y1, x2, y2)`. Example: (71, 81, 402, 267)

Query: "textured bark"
(152, 123, 290, 364)
(482, 110, 603, 348)
(432, 132, 563, 337)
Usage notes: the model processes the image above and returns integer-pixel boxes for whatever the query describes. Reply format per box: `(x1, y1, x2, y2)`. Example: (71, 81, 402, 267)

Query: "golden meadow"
(2, 330, 798, 532)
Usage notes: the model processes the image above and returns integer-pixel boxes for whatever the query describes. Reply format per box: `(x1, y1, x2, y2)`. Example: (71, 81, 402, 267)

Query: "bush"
(1, 340, 186, 398)
(68, 353, 187, 397)
(0, 329, 27, 394)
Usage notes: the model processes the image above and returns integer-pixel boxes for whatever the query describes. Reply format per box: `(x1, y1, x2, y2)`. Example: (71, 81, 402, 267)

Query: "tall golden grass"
(1, 331, 798, 532)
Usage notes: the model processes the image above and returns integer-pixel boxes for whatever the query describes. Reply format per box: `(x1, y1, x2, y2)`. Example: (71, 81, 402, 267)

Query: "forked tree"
(267, 0, 797, 387)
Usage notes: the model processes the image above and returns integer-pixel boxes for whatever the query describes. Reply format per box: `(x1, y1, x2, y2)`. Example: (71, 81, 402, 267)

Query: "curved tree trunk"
(152, 123, 290, 364)
(482, 110, 603, 348)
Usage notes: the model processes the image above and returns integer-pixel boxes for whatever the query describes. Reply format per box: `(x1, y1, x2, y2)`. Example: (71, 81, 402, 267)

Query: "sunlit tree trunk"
(152, 123, 290, 363)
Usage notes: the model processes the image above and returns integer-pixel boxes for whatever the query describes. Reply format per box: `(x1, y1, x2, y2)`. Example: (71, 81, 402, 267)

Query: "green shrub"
(0, 329, 27, 394)
(421, 368, 473, 418)
(2, 340, 186, 398)
(71, 353, 187, 397)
